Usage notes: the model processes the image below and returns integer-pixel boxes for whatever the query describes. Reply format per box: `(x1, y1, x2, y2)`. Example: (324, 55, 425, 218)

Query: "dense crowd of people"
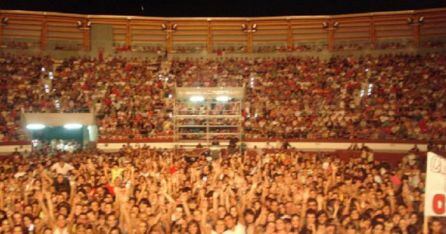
(0, 146, 444, 233)
(171, 53, 446, 141)
(1, 52, 446, 142)
(0, 55, 174, 141)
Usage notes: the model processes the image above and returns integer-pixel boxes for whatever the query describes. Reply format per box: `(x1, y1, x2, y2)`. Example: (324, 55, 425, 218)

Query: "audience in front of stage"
(0, 146, 443, 233)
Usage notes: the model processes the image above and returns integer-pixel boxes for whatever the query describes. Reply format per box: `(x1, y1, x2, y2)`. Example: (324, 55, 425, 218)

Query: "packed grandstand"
(2, 53, 446, 142)
(0, 5, 446, 234)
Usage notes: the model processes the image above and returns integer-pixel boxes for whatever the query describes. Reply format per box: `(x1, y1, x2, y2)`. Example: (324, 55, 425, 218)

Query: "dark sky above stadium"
(1, 0, 446, 17)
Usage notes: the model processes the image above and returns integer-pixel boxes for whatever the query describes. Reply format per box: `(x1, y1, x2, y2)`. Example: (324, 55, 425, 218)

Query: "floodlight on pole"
(418, 17, 424, 24)
(241, 23, 257, 33)
(322, 22, 329, 29)
(77, 20, 92, 30)
(333, 22, 340, 28)
(1, 17, 9, 26)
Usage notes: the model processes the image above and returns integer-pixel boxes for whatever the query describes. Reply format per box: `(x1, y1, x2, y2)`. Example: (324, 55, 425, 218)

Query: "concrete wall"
(0, 145, 32, 155)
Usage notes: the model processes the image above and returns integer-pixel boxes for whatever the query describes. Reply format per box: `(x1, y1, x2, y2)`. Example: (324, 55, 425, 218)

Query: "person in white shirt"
(50, 159, 74, 176)
(223, 214, 246, 234)
(13, 165, 27, 179)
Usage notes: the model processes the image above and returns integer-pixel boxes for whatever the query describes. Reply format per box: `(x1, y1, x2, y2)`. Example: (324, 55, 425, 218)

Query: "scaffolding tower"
(173, 87, 244, 153)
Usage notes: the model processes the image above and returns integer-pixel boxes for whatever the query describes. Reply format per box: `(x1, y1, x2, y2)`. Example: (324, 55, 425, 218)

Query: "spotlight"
(172, 24, 178, 30)
(161, 24, 167, 30)
(418, 17, 424, 23)
(77, 20, 92, 30)
(252, 24, 258, 32)
(333, 22, 340, 28)
(407, 17, 414, 24)
(64, 123, 83, 129)
(1, 17, 8, 25)
(241, 24, 247, 31)
(26, 124, 46, 130)
(216, 96, 231, 102)
(322, 22, 328, 29)
(189, 96, 204, 102)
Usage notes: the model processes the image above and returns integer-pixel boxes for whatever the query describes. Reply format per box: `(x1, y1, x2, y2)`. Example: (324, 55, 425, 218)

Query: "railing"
(0, 8, 445, 53)
(1, 138, 443, 155)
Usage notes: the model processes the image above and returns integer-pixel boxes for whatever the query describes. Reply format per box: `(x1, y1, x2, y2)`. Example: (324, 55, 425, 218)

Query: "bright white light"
(216, 96, 231, 102)
(250, 77, 255, 88)
(26, 124, 46, 130)
(367, 84, 373, 96)
(31, 139, 39, 147)
(41, 67, 45, 72)
(49, 72, 54, 80)
(44, 84, 50, 93)
(360, 89, 365, 97)
(55, 99, 60, 109)
(189, 96, 204, 102)
(64, 123, 82, 129)
(168, 94, 172, 99)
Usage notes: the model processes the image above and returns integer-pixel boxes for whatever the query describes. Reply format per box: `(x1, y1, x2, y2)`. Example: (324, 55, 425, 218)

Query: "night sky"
(1, 0, 445, 17)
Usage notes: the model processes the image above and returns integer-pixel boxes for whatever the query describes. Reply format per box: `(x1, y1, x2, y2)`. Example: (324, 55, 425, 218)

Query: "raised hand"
(200, 200, 209, 211)
(179, 193, 188, 203)
(35, 191, 44, 201)
(303, 188, 310, 201)
(333, 200, 340, 211)
(316, 194, 324, 205)
(213, 190, 220, 199)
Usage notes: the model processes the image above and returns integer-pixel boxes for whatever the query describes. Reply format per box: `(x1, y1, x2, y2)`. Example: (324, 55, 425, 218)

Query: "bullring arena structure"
(1, 2, 446, 234)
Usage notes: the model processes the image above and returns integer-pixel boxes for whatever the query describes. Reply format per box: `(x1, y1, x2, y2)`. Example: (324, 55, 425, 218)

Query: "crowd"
(31, 139, 82, 154)
(54, 44, 83, 52)
(175, 102, 240, 116)
(253, 44, 327, 53)
(173, 46, 206, 54)
(213, 46, 247, 55)
(1, 41, 36, 50)
(0, 54, 174, 141)
(171, 53, 446, 140)
(113, 44, 166, 55)
(0, 146, 444, 233)
(1, 52, 446, 142)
